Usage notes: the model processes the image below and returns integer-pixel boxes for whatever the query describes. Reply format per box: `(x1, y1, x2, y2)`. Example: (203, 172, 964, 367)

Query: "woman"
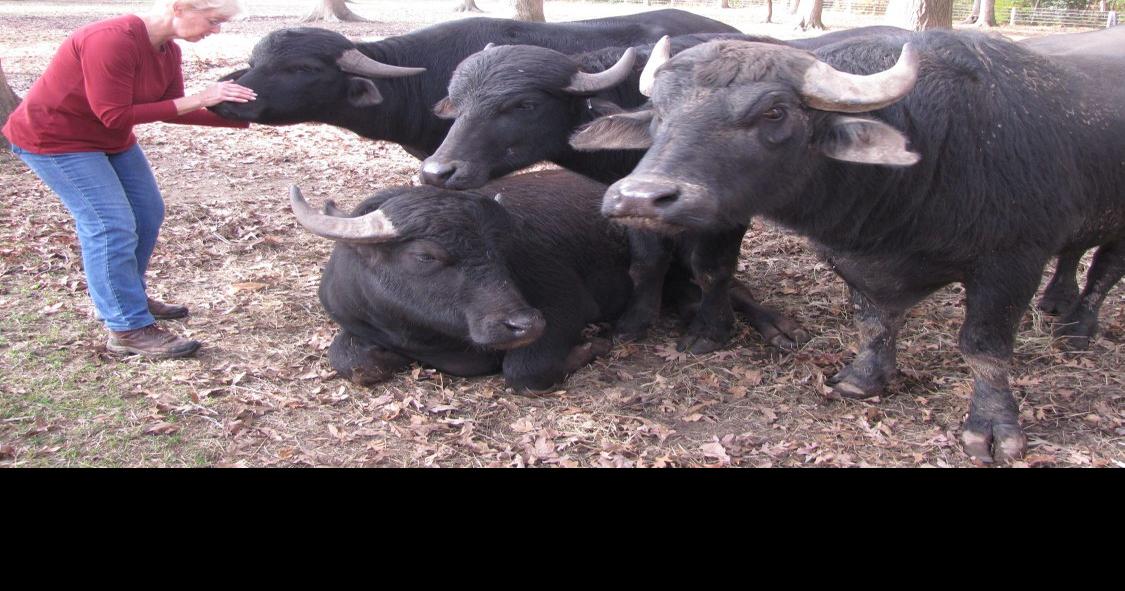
(3, 0, 257, 359)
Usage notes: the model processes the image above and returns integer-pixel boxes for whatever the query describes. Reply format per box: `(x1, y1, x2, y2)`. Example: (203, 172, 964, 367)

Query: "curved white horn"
(562, 47, 638, 94)
(800, 43, 920, 113)
(337, 48, 426, 79)
(290, 185, 398, 243)
(639, 36, 671, 98)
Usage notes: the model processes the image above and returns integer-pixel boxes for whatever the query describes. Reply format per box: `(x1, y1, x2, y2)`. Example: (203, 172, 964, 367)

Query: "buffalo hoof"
(613, 319, 652, 343)
(744, 308, 810, 351)
(1036, 289, 1077, 316)
(565, 337, 612, 373)
(675, 332, 728, 355)
(826, 363, 889, 399)
(961, 419, 1027, 464)
(1052, 317, 1097, 351)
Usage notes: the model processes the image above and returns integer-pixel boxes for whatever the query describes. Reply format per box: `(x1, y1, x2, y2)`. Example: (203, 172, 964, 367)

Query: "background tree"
(0, 60, 20, 151)
(794, 0, 827, 30)
(454, 0, 484, 12)
(887, 0, 952, 30)
(302, 0, 371, 23)
(962, 0, 998, 26)
(764, 0, 774, 22)
(511, 0, 545, 22)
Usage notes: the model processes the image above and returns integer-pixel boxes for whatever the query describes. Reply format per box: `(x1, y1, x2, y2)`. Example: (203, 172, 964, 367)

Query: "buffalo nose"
(504, 310, 545, 339)
(604, 178, 681, 217)
(420, 159, 458, 187)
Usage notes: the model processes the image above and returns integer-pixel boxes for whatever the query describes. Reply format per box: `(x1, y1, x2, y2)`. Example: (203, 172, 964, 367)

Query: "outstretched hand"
(194, 81, 257, 107)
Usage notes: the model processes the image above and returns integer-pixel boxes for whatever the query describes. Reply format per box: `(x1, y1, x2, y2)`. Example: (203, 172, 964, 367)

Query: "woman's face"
(174, 6, 227, 42)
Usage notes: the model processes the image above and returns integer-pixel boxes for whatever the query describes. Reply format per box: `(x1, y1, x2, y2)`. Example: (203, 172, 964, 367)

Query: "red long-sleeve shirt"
(3, 14, 247, 154)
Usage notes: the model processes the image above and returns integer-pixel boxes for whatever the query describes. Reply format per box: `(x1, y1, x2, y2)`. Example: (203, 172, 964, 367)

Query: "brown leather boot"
(107, 324, 201, 359)
(147, 297, 189, 320)
(93, 297, 189, 321)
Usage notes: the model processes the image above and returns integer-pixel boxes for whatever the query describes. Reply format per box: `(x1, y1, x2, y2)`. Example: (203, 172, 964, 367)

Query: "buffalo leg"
(503, 296, 598, 392)
(826, 287, 908, 399)
(1054, 241, 1125, 349)
(676, 227, 744, 354)
(615, 230, 674, 341)
(959, 259, 1043, 463)
(1038, 249, 1083, 315)
(328, 330, 412, 386)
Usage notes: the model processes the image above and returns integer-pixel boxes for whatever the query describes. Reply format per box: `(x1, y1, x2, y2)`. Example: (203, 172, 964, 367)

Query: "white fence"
(577, 0, 1119, 28)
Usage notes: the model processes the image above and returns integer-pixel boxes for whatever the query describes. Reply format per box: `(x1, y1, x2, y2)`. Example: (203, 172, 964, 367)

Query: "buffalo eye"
(762, 107, 785, 122)
(517, 101, 537, 111)
(414, 252, 438, 264)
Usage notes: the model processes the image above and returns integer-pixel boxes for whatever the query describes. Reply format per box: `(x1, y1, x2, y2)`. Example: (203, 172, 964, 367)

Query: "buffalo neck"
(326, 41, 452, 159)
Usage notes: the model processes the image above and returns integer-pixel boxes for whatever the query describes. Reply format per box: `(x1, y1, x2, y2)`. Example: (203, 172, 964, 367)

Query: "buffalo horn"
(639, 36, 671, 97)
(290, 185, 398, 243)
(562, 47, 637, 94)
(799, 43, 920, 113)
(337, 48, 426, 79)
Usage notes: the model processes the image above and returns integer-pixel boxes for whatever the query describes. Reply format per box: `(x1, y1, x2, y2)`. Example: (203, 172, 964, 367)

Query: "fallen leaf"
(143, 422, 179, 436)
(510, 418, 535, 433)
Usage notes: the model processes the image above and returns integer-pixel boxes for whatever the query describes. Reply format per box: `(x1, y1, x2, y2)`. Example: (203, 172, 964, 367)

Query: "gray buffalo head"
(571, 40, 920, 232)
(419, 44, 637, 190)
(290, 184, 546, 350)
(211, 28, 424, 125)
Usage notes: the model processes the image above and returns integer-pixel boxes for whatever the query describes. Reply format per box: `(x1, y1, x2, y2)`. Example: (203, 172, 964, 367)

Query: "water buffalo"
(1021, 26, 1125, 316)
(293, 170, 757, 391)
(574, 32, 1125, 463)
(209, 10, 739, 159)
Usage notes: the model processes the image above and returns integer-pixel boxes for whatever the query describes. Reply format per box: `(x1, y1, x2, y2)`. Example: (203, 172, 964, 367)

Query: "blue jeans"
(12, 143, 163, 331)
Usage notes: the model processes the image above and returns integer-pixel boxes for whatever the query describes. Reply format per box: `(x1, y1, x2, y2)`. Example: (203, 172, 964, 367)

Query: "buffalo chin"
(608, 215, 687, 235)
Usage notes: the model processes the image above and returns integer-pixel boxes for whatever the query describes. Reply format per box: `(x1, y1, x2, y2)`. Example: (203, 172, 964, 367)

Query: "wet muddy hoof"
(676, 333, 726, 355)
(962, 420, 1027, 464)
(826, 365, 887, 399)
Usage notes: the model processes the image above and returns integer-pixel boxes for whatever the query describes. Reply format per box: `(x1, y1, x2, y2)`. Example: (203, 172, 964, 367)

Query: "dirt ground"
(1, 0, 1121, 467)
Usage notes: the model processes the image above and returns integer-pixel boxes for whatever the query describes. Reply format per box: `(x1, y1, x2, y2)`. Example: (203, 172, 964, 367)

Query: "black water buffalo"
(574, 32, 1125, 462)
(209, 10, 739, 159)
(291, 170, 632, 391)
(420, 28, 907, 353)
(1021, 26, 1125, 316)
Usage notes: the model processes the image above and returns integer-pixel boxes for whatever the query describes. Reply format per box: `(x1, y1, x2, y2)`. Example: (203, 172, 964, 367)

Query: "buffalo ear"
(218, 67, 249, 82)
(818, 116, 920, 166)
(432, 96, 457, 119)
(347, 77, 383, 107)
(570, 109, 654, 151)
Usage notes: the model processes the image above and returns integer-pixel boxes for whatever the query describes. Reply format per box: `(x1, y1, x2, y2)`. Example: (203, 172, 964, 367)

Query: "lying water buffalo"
(293, 169, 772, 391)
(210, 10, 739, 159)
(574, 32, 1125, 462)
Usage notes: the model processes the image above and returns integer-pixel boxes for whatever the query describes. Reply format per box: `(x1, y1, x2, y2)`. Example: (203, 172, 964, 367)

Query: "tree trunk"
(887, 0, 952, 30)
(511, 0, 545, 22)
(720, 0, 731, 8)
(789, 0, 802, 16)
(962, 0, 997, 26)
(454, 0, 484, 12)
(975, 0, 998, 27)
(764, 0, 774, 22)
(0, 60, 20, 150)
(962, 0, 979, 23)
(795, 0, 827, 30)
(301, 0, 371, 23)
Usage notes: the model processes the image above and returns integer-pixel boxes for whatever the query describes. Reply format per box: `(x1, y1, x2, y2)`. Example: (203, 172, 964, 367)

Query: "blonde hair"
(153, 0, 245, 19)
